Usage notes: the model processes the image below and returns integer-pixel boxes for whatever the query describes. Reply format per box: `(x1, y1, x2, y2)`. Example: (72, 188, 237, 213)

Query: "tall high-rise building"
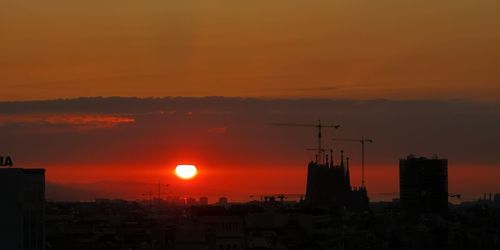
(399, 155, 448, 215)
(0, 168, 45, 250)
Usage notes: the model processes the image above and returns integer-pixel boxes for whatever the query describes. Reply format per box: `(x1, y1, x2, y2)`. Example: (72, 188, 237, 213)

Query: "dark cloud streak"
(0, 97, 499, 167)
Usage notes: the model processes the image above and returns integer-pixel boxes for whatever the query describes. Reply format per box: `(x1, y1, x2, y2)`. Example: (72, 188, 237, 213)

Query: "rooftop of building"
(401, 154, 447, 161)
(0, 167, 45, 174)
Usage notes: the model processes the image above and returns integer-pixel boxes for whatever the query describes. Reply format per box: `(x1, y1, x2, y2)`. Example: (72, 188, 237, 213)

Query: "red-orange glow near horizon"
(175, 164, 198, 180)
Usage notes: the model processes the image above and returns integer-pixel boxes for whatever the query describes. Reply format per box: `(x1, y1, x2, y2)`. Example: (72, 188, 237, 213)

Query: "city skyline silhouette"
(1, 1, 500, 249)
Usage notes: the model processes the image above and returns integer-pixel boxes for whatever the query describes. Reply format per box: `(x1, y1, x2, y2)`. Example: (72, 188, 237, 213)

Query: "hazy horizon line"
(1, 95, 498, 104)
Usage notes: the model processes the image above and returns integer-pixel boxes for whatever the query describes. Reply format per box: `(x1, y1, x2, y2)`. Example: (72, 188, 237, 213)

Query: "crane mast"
(332, 137, 373, 187)
(271, 120, 340, 164)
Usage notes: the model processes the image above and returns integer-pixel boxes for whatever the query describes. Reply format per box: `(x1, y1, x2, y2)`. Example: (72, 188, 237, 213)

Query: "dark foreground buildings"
(399, 155, 448, 215)
(305, 151, 368, 210)
(40, 152, 500, 250)
(0, 167, 46, 250)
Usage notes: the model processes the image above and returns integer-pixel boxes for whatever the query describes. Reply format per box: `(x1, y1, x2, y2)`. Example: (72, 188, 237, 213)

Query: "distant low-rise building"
(199, 197, 209, 206)
(217, 197, 228, 206)
(187, 197, 198, 206)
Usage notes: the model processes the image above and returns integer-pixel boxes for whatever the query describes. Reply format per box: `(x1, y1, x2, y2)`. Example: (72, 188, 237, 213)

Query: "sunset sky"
(1, 98, 499, 202)
(2, 0, 500, 100)
(1, 1, 499, 202)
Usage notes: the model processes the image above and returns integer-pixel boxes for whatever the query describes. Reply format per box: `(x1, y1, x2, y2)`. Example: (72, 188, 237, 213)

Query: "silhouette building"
(199, 196, 209, 205)
(399, 155, 448, 215)
(218, 197, 228, 206)
(305, 151, 368, 209)
(0, 168, 46, 250)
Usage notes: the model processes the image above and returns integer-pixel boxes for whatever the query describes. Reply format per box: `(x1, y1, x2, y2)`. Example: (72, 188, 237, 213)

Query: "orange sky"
(1, 1, 500, 100)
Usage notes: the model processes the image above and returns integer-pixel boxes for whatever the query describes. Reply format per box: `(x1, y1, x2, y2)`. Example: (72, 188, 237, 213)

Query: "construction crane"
(332, 137, 373, 187)
(157, 182, 170, 205)
(271, 120, 340, 164)
(141, 191, 153, 208)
